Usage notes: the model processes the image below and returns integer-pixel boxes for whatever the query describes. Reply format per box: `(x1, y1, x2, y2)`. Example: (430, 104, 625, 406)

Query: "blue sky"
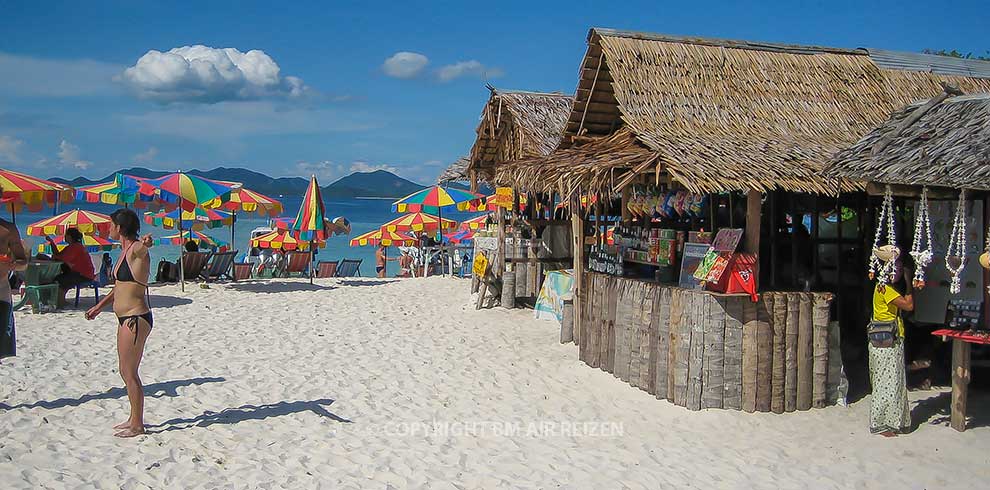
(1, 0, 987, 184)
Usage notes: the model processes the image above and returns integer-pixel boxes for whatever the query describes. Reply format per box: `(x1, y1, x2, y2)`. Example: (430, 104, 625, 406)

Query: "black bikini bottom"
(117, 311, 154, 344)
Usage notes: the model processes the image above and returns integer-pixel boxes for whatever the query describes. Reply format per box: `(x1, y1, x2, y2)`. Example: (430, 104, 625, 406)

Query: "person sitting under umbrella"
(44, 228, 96, 308)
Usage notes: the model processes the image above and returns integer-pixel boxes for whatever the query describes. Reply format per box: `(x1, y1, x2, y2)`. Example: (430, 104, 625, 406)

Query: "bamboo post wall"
(578, 272, 837, 413)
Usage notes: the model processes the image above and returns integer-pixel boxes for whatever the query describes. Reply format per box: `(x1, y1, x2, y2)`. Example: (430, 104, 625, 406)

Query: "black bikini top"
(115, 243, 148, 287)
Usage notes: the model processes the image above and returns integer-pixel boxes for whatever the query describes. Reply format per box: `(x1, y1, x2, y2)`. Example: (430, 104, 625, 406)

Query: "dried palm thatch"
(467, 88, 573, 182)
(498, 28, 990, 197)
(825, 92, 990, 190)
(436, 156, 469, 184)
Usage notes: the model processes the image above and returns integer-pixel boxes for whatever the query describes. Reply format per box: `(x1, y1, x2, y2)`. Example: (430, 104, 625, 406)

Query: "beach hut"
(436, 157, 470, 185)
(488, 28, 990, 413)
(824, 89, 990, 431)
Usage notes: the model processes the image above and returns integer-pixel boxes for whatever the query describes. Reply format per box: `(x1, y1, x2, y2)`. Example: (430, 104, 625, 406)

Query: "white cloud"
(119, 45, 312, 104)
(133, 146, 159, 163)
(57, 139, 92, 170)
(348, 160, 398, 174)
(295, 160, 345, 183)
(121, 101, 379, 142)
(382, 52, 429, 79)
(0, 135, 24, 164)
(436, 60, 504, 82)
(0, 52, 122, 97)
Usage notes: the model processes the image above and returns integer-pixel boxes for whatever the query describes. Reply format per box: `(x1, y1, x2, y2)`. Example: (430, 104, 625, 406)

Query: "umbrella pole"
(309, 240, 314, 285)
(179, 222, 185, 292)
(231, 211, 236, 250)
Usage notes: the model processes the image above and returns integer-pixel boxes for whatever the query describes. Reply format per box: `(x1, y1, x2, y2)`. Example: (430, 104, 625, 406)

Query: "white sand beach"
(1, 277, 988, 489)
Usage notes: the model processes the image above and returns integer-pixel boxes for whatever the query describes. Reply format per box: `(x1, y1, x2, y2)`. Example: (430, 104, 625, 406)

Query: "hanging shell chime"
(869, 185, 899, 284)
(909, 187, 934, 289)
(945, 190, 968, 295)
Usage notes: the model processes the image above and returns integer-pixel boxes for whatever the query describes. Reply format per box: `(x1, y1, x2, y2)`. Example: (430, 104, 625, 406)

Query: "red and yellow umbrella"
(154, 230, 228, 250)
(75, 173, 157, 207)
(380, 212, 458, 233)
(206, 184, 283, 217)
(289, 175, 330, 242)
(250, 229, 324, 251)
(349, 229, 417, 247)
(391, 186, 483, 213)
(144, 208, 234, 231)
(138, 172, 237, 211)
(37, 234, 119, 254)
(459, 213, 492, 231)
(0, 168, 75, 212)
(26, 209, 113, 236)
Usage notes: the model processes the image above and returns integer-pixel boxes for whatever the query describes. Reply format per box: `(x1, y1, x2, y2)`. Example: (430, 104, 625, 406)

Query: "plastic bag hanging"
(945, 190, 968, 295)
(909, 186, 934, 289)
(869, 185, 899, 284)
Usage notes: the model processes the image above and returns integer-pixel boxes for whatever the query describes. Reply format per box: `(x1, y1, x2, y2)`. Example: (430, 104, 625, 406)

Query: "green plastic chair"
(13, 261, 64, 313)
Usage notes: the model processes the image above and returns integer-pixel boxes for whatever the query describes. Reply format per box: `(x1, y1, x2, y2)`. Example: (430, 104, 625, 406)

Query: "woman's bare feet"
(877, 430, 898, 438)
(114, 426, 145, 438)
(113, 420, 132, 430)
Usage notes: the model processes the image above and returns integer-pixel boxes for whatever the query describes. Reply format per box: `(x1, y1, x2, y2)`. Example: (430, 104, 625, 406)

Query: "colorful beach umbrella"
(249, 229, 324, 251)
(459, 213, 492, 231)
(349, 229, 417, 247)
(75, 173, 155, 207)
(138, 172, 237, 211)
(37, 234, 119, 254)
(144, 208, 234, 231)
(154, 230, 228, 250)
(391, 186, 483, 213)
(205, 185, 283, 217)
(380, 212, 458, 233)
(0, 168, 75, 214)
(443, 228, 475, 245)
(289, 175, 330, 242)
(26, 209, 113, 236)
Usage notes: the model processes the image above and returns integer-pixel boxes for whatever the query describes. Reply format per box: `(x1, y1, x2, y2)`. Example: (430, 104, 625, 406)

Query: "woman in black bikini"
(86, 209, 153, 438)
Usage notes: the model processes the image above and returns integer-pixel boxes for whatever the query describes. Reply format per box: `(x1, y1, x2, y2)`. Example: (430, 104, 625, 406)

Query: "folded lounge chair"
(284, 251, 312, 277)
(316, 260, 338, 278)
(200, 250, 238, 282)
(336, 259, 362, 278)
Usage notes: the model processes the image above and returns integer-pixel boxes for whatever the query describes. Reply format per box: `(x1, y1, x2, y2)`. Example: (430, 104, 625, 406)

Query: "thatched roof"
(436, 157, 469, 184)
(825, 92, 990, 190)
(467, 88, 573, 181)
(496, 28, 990, 197)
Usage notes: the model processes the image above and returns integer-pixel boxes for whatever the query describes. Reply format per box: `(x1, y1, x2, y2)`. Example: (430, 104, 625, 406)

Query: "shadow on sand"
(225, 282, 333, 294)
(910, 390, 990, 431)
(337, 280, 397, 287)
(146, 398, 351, 432)
(59, 294, 193, 311)
(0, 376, 225, 411)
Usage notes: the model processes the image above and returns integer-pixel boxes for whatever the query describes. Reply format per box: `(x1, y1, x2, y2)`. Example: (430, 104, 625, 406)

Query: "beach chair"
(316, 260, 339, 278)
(181, 251, 212, 281)
(200, 250, 238, 282)
(74, 279, 101, 308)
(284, 251, 312, 277)
(13, 261, 64, 313)
(232, 262, 253, 281)
(336, 259, 362, 278)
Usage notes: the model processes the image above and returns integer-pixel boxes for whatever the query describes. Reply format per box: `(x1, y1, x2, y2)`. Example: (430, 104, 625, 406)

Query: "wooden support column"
(745, 189, 761, 255)
(951, 339, 971, 432)
(469, 170, 478, 193)
(571, 194, 585, 345)
(496, 206, 506, 279)
(621, 185, 631, 224)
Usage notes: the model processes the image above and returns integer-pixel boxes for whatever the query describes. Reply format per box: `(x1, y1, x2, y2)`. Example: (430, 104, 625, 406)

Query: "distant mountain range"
(48, 167, 484, 200)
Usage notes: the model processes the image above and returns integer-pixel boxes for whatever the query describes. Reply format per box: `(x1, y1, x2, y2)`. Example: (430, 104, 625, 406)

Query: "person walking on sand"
(0, 211, 28, 363)
(869, 260, 915, 437)
(86, 209, 154, 438)
(375, 245, 395, 278)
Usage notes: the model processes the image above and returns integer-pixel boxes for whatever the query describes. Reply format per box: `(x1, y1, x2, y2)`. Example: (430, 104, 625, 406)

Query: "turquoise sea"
(10, 197, 477, 278)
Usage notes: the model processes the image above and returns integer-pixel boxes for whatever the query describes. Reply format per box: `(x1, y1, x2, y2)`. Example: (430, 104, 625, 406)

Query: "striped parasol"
(250, 229, 324, 251)
(289, 175, 330, 242)
(75, 173, 156, 207)
(0, 168, 75, 213)
(459, 213, 492, 231)
(37, 234, 119, 254)
(391, 186, 484, 213)
(380, 212, 458, 233)
(138, 172, 237, 211)
(26, 209, 113, 236)
(207, 185, 283, 217)
(349, 229, 417, 247)
(154, 230, 228, 250)
(143, 208, 234, 231)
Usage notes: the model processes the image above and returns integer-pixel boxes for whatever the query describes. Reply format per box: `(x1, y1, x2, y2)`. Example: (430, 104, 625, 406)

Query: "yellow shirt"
(872, 284, 905, 337)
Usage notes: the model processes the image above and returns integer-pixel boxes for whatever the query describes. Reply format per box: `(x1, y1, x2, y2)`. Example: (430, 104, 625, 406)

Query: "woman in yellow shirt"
(869, 266, 914, 437)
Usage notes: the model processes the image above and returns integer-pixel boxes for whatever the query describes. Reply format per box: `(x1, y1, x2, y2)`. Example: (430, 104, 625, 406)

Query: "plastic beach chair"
(13, 261, 64, 313)
(74, 279, 100, 308)
(316, 260, 339, 278)
(200, 250, 238, 282)
(336, 259, 362, 278)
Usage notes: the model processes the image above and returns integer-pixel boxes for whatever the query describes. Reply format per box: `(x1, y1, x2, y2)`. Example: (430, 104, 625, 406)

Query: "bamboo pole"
(571, 193, 584, 345)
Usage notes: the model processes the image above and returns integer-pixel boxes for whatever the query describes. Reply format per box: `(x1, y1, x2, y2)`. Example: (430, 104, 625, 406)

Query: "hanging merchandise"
(909, 187, 934, 289)
(981, 222, 990, 292)
(868, 185, 899, 284)
(945, 190, 968, 295)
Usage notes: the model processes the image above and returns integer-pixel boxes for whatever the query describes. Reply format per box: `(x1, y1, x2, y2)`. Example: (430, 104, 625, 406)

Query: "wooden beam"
(571, 194, 585, 345)
(871, 82, 963, 156)
(577, 52, 605, 136)
(621, 185, 631, 224)
(744, 190, 762, 255)
(951, 339, 971, 432)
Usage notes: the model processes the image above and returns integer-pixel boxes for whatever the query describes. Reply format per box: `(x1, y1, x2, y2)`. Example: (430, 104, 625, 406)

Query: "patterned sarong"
(868, 339, 910, 433)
